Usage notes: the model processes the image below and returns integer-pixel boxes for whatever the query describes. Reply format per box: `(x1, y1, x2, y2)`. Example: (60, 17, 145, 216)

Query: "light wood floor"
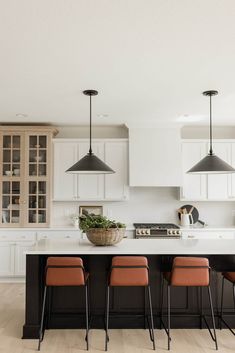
(0, 283, 235, 352)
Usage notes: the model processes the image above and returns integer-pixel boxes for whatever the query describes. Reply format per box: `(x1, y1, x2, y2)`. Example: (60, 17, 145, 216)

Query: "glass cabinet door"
(26, 134, 49, 226)
(1, 135, 22, 226)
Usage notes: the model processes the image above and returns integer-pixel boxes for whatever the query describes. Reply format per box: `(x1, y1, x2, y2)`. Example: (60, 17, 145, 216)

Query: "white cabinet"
(181, 140, 235, 201)
(129, 127, 182, 186)
(53, 139, 129, 201)
(181, 142, 207, 200)
(104, 141, 129, 200)
(0, 243, 14, 276)
(207, 142, 232, 199)
(77, 142, 105, 200)
(181, 230, 235, 239)
(53, 142, 77, 201)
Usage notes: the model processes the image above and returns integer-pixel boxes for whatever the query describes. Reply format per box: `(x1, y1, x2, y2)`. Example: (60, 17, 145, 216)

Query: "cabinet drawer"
(0, 231, 36, 241)
(37, 230, 81, 240)
(183, 231, 235, 239)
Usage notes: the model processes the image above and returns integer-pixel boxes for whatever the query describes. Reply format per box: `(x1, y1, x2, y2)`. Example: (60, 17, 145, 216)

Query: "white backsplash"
(52, 187, 235, 228)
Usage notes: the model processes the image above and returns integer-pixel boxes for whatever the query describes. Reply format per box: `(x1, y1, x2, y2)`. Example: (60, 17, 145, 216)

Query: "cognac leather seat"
(164, 257, 210, 287)
(46, 257, 87, 286)
(222, 272, 235, 283)
(109, 256, 149, 286)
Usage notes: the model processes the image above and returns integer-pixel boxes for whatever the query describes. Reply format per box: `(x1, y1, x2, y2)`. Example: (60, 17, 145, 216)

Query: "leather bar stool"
(105, 256, 155, 351)
(220, 272, 235, 334)
(161, 257, 218, 350)
(38, 257, 89, 351)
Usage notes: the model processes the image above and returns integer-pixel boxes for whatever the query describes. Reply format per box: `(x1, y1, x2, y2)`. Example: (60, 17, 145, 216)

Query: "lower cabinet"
(0, 242, 15, 276)
(14, 241, 36, 276)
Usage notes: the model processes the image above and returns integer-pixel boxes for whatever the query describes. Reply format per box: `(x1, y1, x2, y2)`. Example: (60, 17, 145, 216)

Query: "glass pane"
(39, 150, 46, 162)
(12, 182, 20, 194)
(38, 196, 46, 208)
(2, 210, 10, 223)
(12, 150, 20, 163)
(28, 210, 37, 223)
(29, 150, 37, 162)
(13, 136, 20, 148)
(28, 195, 37, 208)
(2, 196, 10, 209)
(38, 210, 46, 223)
(38, 181, 46, 194)
(29, 181, 37, 194)
(12, 210, 20, 223)
(29, 136, 37, 148)
(3, 164, 12, 176)
(3, 136, 11, 148)
(29, 164, 37, 176)
(39, 136, 47, 148)
(3, 150, 11, 163)
(38, 164, 46, 176)
(3, 182, 10, 194)
(11, 195, 20, 206)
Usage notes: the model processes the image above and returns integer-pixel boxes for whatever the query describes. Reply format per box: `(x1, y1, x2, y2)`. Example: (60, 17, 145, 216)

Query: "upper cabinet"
(53, 139, 129, 201)
(181, 139, 235, 201)
(0, 126, 57, 227)
(129, 127, 182, 186)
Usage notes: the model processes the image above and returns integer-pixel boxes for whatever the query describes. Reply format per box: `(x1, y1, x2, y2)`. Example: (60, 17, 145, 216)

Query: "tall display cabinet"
(0, 126, 58, 227)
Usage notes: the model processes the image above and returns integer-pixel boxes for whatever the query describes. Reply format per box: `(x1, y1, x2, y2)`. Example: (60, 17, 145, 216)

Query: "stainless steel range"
(134, 223, 181, 239)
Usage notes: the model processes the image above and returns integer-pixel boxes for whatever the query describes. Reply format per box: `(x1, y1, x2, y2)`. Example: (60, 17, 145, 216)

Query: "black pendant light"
(66, 90, 115, 174)
(187, 90, 235, 174)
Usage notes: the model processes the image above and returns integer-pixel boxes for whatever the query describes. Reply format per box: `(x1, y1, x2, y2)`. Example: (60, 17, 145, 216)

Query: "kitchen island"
(23, 238, 235, 338)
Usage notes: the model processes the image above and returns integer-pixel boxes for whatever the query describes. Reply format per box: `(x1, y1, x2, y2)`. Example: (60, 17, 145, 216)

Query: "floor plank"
(0, 284, 234, 352)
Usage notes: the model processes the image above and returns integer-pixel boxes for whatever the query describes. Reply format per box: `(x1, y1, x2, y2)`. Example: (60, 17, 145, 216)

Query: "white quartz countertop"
(26, 238, 235, 255)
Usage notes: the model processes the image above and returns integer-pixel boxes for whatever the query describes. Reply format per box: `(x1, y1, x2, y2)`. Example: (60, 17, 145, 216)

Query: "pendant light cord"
(89, 94, 92, 154)
(209, 94, 213, 155)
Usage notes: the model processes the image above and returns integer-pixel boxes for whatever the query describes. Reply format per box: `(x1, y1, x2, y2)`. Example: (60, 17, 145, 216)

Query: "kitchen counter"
(27, 237, 235, 255)
(23, 237, 235, 339)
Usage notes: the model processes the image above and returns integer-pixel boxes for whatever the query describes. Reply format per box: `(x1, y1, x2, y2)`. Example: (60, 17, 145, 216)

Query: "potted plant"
(79, 214, 126, 246)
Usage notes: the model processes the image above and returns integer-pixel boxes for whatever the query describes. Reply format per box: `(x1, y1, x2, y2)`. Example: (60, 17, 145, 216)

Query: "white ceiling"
(1, 0, 235, 126)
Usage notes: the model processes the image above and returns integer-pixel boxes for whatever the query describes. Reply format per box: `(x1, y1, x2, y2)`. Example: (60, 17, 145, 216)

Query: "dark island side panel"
(23, 254, 235, 339)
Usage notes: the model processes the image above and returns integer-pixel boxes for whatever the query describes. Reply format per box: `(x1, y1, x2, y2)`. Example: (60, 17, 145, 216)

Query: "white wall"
(52, 187, 235, 230)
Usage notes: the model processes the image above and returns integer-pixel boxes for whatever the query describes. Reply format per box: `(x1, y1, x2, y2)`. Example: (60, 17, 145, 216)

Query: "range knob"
(168, 230, 172, 235)
(141, 230, 146, 235)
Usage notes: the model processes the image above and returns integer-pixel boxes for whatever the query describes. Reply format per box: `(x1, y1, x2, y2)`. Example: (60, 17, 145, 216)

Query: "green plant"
(79, 214, 126, 232)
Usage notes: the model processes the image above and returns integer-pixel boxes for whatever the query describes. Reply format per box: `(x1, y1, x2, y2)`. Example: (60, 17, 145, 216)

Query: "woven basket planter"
(86, 228, 125, 246)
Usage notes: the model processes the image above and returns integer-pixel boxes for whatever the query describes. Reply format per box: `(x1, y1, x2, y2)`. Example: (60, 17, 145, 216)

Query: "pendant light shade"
(187, 90, 235, 174)
(66, 90, 115, 174)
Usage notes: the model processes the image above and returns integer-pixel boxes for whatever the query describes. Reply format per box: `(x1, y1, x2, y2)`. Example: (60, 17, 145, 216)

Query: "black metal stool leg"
(207, 286, 218, 350)
(167, 284, 171, 351)
(85, 284, 89, 350)
(38, 286, 47, 351)
(147, 285, 156, 350)
(200, 286, 203, 329)
(220, 276, 225, 330)
(160, 275, 164, 330)
(105, 286, 110, 351)
(144, 287, 147, 329)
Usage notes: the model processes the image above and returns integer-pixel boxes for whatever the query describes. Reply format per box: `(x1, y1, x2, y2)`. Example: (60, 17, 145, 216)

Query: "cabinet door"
(53, 142, 77, 200)
(0, 134, 24, 227)
(77, 142, 105, 200)
(104, 141, 129, 200)
(14, 241, 35, 276)
(181, 142, 207, 200)
(0, 243, 15, 276)
(207, 143, 232, 199)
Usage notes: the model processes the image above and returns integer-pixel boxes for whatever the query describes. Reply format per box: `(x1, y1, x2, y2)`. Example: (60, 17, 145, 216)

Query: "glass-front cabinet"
(0, 127, 57, 227)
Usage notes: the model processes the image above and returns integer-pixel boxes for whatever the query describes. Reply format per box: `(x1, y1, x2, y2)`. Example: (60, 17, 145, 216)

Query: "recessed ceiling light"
(16, 113, 28, 118)
(97, 114, 109, 118)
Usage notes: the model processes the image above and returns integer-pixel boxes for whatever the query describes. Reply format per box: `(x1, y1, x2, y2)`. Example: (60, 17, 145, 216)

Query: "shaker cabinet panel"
(181, 142, 207, 200)
(207, 143, 232, 200)
(14, 241, 36, 276)
(0, 243, 14, 276)
(77, 142, 105, 200)
(104, 141, 129, 200)
(53, 142, 77, 200)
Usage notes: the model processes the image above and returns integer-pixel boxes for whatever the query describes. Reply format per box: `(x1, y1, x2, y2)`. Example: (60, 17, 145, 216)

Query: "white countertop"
(26, 238, 235, 255)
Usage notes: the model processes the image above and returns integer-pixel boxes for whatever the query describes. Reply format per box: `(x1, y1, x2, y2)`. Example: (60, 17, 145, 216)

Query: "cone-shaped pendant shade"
(66, 89, 115, 174)
(66, 152, 114, 174)
(187, 90, 235, 174)
(187, 153, 235, 174)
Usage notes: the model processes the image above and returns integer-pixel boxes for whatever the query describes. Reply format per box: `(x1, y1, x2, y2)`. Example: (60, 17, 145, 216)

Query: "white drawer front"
(182, 231, 235, 239)
(37, 230, 81, 240)
(0, 231, 36, 241)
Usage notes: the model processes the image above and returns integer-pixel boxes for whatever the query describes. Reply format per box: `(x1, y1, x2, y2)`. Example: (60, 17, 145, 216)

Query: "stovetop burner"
(133, 223, 180, 229)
